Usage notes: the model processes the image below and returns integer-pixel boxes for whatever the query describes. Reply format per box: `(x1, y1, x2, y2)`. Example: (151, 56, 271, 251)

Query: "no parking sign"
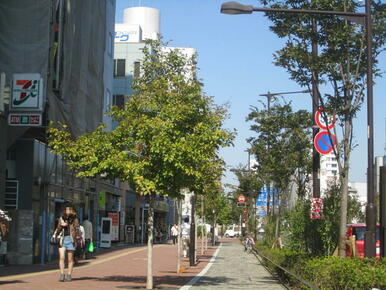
(314, 131, 337, 155)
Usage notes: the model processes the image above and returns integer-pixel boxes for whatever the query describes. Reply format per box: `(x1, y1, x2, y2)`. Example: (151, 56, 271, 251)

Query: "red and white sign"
(8, 113, 42, 126)
(238, 195, 246, 203)
(11, 73, 43, 111)
(314, 131, 337, 155)
(108, 212, 119, 241)
(310, 198, 324, 219)
(315, 108, 335, 130)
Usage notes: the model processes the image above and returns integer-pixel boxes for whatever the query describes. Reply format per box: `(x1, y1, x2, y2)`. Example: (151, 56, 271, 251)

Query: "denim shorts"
(62, 235, 75, 251)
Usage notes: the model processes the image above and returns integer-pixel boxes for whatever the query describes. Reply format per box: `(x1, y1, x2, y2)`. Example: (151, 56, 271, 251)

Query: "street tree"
(259, 0, 386, 256)
(48, 39, 234, 289)
(247, 101, 312, 245)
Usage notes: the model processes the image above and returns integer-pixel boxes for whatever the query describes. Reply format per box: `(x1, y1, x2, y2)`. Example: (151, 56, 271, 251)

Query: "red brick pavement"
(0, 242, 219, 290)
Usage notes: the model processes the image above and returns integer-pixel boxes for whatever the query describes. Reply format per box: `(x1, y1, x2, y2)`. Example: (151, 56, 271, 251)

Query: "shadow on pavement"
(0, 280, 25, 285)
(72, 274, 234, 288)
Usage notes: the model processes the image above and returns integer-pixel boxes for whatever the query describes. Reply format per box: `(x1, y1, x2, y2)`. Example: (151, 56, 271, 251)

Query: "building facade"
(0, 0, 122, 265)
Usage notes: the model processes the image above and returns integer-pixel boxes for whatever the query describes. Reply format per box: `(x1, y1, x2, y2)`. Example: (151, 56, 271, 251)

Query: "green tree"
(285, 184, 365, 256)
(259, 0, 386, 257)
(247, 101, 312, 244)
(48, 39, 234, 289)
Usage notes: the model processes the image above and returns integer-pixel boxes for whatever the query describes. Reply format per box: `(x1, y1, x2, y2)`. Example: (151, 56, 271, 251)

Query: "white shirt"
(82, 219, 93, 240)
(171, 226, 179, 236)
(181, 222, 190, 237)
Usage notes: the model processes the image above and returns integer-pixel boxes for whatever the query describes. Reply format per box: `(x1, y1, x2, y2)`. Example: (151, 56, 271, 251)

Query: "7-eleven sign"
(11, 73, 43, 111)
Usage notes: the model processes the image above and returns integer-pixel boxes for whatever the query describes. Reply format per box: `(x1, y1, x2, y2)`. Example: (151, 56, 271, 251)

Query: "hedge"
(255, 243, 386, 290)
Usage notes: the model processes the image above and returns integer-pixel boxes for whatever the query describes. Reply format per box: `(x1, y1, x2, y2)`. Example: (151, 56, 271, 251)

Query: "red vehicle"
(346, 224, 380, 258)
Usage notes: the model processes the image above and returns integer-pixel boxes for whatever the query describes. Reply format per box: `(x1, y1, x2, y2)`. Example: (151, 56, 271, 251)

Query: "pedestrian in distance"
(82, 214, 93, 259)
(181, 217, 190, 258)
(53, 204, 77, 282)
(171, 224, 179, 245)
(244, 235, 255, 253)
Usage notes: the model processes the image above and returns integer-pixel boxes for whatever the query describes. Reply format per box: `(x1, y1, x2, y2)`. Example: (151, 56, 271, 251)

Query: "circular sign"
(314, 131, 337, 155)
(238, 195, 246, 203)
(315, 108, 335, 130)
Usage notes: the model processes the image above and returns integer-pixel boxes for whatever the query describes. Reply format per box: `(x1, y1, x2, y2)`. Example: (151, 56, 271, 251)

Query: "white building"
(320, 152, 339, 195)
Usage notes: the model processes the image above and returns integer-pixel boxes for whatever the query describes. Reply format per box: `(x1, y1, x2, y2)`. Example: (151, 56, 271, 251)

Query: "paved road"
(188, 240, 285, 290)
(0, 243, 218, 289)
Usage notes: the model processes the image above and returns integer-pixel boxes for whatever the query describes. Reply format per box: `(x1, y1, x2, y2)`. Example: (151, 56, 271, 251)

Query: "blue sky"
(116, 0, 386, 186)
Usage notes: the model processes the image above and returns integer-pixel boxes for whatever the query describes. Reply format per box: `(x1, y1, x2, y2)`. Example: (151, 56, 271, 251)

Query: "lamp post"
(221, 1, 376, 257)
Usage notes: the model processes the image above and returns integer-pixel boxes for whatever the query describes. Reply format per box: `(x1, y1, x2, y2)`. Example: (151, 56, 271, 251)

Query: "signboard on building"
(98, 191, 106, 210)
(8, 113, 42, 126)
(108, 212, 119, 241)
(115, 24, 142, 43)
(11, 74, 43, 111)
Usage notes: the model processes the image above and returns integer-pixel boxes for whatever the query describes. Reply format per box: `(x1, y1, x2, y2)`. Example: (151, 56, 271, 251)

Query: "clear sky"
(115, 0, 386, 187)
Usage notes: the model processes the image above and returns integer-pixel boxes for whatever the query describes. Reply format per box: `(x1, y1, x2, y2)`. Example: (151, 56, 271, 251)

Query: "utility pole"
(311, 20, 321, 199)
(0, 72, 9, 209)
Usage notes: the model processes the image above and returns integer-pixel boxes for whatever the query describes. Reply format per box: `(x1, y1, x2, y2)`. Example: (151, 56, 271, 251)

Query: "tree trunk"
(146, 197, 154, 290)
(201, 198, 204, 255)
(189, 194, 196, 266)
(176, 199, 181, 273)
(338, 118, 352, 258)
(211, 217, 216, 246)
(338, 166, 350, 257)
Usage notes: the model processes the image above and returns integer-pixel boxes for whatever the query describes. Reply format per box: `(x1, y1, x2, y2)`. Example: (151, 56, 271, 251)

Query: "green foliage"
(302, 257, 386, 290)
(255, 242, 386, 290)
(284, 184, 365, 256)
(48, 39, 235, 198)
(197, 225, 207, 237)
(247, 101, 312, 195)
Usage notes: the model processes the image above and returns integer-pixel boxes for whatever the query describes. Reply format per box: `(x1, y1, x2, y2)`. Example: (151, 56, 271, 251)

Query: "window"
(134, 61, 141, 79)
(5, 180, 18, 209)
(331, 170, 337, 175)
(331, 164, 337, 168)
(113, 95, 125, 110)
(105, 89, 111, 112)
(114, 59, 126, 77)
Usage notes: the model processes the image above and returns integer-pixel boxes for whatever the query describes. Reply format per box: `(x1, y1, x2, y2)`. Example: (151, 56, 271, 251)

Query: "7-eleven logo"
(12, 74, 42, 110)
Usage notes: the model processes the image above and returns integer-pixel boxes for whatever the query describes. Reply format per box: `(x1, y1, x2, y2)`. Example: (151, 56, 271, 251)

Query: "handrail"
(252, 248, 320, 290)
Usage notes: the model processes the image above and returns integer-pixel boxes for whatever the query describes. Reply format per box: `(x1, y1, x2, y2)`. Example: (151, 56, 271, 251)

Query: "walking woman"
(55, 204, 77, 282)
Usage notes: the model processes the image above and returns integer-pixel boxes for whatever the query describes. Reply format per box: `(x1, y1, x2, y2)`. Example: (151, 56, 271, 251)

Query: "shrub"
(255, 243, 386, 290)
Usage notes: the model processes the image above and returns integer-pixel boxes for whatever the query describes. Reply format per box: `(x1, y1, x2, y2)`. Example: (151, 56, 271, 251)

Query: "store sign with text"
(11, 73, 43, 111)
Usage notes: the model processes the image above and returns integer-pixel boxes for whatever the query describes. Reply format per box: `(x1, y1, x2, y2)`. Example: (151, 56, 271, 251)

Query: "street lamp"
(221, 1, 376, 257)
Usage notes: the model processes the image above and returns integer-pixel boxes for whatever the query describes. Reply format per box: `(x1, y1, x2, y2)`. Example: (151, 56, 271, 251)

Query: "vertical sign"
(108, 212, 119, 241)
(310, 198, 324, 219)
(98, 191, 106, 210)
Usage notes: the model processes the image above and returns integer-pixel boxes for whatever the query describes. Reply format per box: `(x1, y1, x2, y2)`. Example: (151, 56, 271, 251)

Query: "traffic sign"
(314, 131, 336, 155)
(315, 108, 335, 130)
(8, 113, 42, 126)
(238, 194, 246, 203)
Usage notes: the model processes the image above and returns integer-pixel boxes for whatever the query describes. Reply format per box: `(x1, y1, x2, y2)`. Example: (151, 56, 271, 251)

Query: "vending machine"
(100, 217, 112, 248)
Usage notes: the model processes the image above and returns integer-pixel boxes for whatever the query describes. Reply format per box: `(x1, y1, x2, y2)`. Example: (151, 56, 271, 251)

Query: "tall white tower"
(123, 7, 160, 40)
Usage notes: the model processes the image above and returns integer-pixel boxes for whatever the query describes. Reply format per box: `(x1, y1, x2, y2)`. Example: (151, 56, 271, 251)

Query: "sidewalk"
(0, 242, 218, 289)
(184, 239, 285, 289)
